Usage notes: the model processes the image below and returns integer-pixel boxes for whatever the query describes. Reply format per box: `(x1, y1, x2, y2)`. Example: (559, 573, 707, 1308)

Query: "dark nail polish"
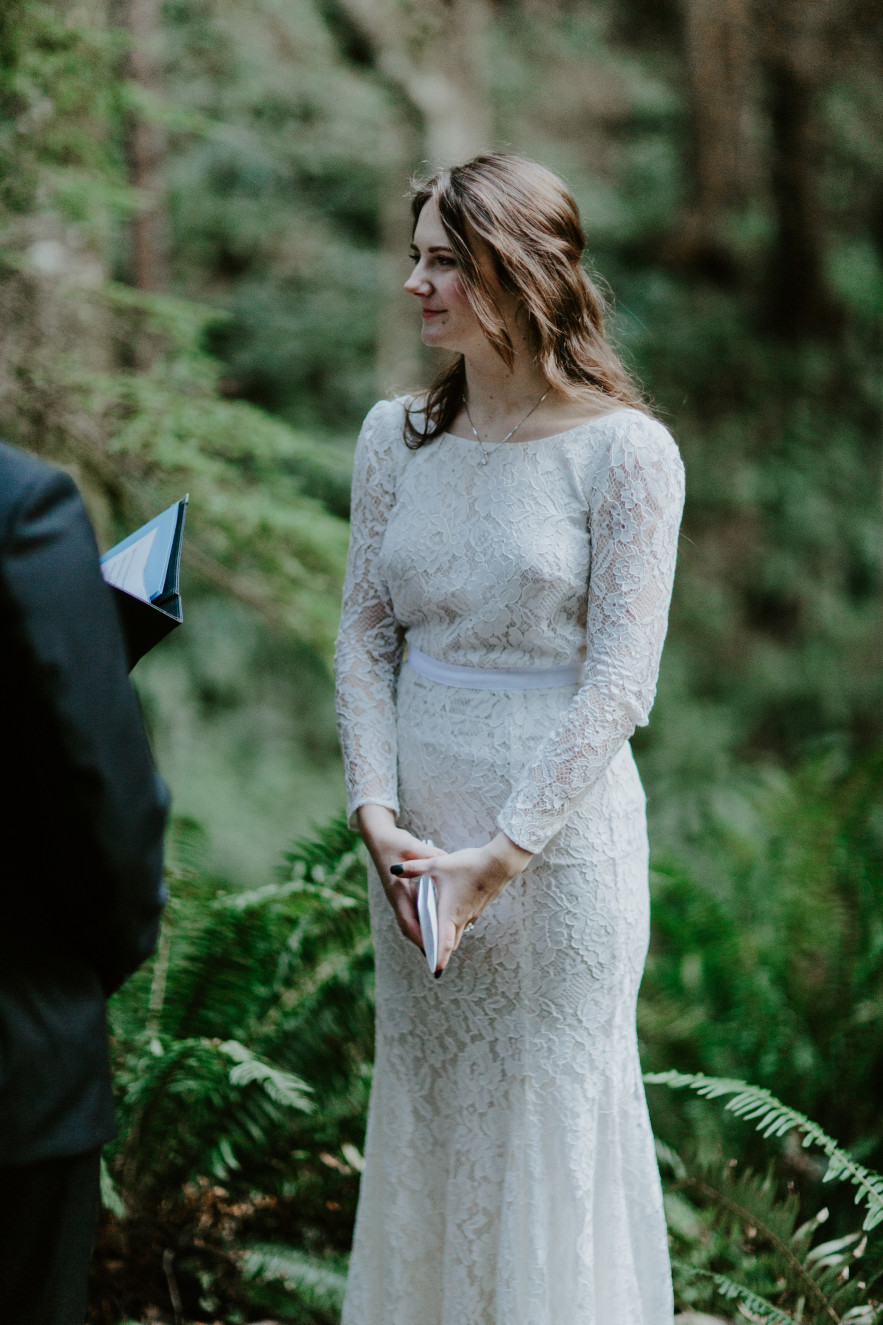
(434, 969, 443, 980)
(390, 864, 403, 876)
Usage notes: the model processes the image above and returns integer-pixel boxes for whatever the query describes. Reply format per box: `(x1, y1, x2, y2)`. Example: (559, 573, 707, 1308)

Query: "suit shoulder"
(0, 441, 75, 503)
(0, 443, 78, 544)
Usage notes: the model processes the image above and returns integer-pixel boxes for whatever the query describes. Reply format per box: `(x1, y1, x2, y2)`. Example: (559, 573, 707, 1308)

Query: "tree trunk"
(336, 0, 493, 167)
(677, 0, 752, 276)
(124, 0, 168, 292)
(333, 0, 494, 393)
(761, 0, 839, 336)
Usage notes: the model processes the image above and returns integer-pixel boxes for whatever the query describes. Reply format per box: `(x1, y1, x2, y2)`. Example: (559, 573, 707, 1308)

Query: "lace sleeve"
(334, 402, 405, 828)
(497, 415, 685, 855)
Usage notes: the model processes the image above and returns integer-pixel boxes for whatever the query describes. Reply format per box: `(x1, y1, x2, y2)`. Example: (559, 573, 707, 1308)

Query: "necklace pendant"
(463, 385, 552, 469)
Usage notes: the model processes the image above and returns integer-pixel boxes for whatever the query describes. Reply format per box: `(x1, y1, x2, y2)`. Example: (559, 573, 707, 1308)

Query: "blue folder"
(100, 497, 189, 669)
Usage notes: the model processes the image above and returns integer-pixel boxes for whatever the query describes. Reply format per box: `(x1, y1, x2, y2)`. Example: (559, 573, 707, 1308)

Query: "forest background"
(1, 0, 882, 1321)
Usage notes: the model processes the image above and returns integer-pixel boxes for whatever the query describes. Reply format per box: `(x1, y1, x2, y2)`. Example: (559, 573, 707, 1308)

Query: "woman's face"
(405, 198, 516, 356)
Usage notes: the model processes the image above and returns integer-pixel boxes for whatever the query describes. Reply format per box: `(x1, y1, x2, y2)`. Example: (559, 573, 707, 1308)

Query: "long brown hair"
(403, 153, 649, 449)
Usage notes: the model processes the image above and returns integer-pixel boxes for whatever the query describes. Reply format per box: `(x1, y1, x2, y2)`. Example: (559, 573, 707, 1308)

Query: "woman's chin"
(421, 326, 459, 354)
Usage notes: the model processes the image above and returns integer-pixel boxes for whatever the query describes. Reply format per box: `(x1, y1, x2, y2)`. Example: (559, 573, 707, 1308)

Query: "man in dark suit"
(0, 441, 169, 1324)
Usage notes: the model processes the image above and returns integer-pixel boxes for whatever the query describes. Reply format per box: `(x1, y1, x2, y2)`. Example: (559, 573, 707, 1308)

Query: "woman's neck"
(461, 349, 550, 428)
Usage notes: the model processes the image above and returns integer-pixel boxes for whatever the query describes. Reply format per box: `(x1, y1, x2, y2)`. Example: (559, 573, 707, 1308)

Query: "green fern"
(675, 1264, 800, 1323)
(99, 1156, 126, 1218)
(646, 1071, 883, 1232)
(678, 1163, 878, 1321)
(242, 1244, 348, 1311)
(218, 1039, 314, 1110)
(118, 1034, 313, 1192)
(99, 814, 370, 1317)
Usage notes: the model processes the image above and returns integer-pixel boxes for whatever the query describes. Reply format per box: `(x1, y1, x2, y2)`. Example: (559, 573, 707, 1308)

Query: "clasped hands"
(357, 805, 532, 974)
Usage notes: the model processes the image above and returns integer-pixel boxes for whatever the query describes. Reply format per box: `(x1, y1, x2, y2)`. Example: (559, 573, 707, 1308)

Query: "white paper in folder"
(416, 840, 439, 974)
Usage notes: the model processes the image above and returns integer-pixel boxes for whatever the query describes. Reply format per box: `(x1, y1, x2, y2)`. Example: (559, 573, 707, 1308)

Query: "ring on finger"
(464, 921, 475, 933)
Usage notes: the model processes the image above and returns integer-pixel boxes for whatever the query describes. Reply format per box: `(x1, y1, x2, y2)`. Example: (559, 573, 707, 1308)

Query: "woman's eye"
(408, 253, 456, 268)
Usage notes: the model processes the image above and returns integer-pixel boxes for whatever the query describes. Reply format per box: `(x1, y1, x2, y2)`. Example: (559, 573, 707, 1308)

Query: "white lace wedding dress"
(334, 397, 685, 1325)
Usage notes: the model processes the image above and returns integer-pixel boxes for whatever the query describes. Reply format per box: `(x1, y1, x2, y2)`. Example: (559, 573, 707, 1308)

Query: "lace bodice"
(334, 397, 684, 854)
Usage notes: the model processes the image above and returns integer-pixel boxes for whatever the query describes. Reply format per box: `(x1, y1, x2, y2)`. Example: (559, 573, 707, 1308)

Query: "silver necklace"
(463, 388, 551, 466)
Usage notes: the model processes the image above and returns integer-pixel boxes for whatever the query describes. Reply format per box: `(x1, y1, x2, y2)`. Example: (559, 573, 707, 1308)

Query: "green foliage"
(242, 1244, 348, 1317)
(640, 752, 883, 1170)
(95, 815, 371, 1323)
(161, 0, 391, 428)
(0, 1, 129, 228)
(95, 803, 883, 1323)
(0, 1, 355, 872)
(647, 1072, 883, 1234)
(649, 1074, 883, 1322)
(0, 3, 354, 660)
(76, 284, 352, 657)
(2, 3, 881, 1320)
(133, 595, 344, 884)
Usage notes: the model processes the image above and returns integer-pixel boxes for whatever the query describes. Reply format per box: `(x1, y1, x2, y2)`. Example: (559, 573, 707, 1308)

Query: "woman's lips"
(421, 308, 444, 319)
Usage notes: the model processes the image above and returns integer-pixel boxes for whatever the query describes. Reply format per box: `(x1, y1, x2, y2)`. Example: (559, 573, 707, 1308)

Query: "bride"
(334, 153, 685, 1324)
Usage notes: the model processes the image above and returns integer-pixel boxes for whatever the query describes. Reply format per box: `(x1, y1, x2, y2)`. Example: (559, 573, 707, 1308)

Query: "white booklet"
(416, 841, 439, 973)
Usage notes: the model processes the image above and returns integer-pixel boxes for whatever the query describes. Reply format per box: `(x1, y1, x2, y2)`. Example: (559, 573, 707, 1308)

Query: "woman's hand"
(392, 832, 533, 973)
(356, 805, 447, 950)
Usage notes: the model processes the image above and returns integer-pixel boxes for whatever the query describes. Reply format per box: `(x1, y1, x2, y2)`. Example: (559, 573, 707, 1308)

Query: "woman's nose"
(404, 268, 431, 297)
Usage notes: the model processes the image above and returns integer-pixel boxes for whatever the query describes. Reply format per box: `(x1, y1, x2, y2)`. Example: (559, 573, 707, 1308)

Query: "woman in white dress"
(334, 154, 685, 1325)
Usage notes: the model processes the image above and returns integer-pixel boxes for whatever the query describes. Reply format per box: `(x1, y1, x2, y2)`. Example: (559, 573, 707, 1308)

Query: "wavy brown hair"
(403, 153, 649, 449)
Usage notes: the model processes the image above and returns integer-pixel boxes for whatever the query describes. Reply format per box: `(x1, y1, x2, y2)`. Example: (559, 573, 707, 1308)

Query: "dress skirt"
(340, 664, 674, 1325)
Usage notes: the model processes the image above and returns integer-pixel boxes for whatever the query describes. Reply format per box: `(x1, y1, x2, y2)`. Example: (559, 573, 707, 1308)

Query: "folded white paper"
(417, 841, 439, 974)
(100, 526, 157, 603)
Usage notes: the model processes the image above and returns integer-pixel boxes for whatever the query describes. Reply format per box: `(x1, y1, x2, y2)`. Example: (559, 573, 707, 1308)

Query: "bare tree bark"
(677, 0, 752, 274)
(676, 0, 845, 333)
(760, 0, 840, 336)
(124, 0, 168, 292)
(336, 0, 494, 167)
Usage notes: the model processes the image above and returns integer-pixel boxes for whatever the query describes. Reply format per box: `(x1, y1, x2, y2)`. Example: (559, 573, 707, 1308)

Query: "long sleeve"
(334, 401, 406, 827)
(497, 415, 685, 855)
(0, 456, 169, 994)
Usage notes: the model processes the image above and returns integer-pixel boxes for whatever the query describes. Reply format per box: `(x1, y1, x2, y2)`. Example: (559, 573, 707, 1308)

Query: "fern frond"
(118, 1034, 314, 1189)
(680, 1163, 848, 1319)
(646, 1071, 883, 1231)
(242, 1243, 347, 1310)
(99, 1155, 126, 1217)
(674, 1263, 799, 1323)
(219, 1039, 313, 1110)
(805, 1231, 864, 1268)
(655, 1136, 687, 1180)
(218, 874, 361, 915)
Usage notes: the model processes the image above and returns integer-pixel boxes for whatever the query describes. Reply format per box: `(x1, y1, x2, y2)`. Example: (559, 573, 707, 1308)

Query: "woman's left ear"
(514, 301, 534, 337)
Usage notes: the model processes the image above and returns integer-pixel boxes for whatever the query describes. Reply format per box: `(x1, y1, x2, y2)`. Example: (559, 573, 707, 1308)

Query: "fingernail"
(434, 969, 443, 980)
(390, 864, 403, 876)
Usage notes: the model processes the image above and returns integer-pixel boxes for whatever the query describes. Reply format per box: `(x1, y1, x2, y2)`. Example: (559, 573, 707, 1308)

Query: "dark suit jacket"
(0, 442, 169, 1166)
